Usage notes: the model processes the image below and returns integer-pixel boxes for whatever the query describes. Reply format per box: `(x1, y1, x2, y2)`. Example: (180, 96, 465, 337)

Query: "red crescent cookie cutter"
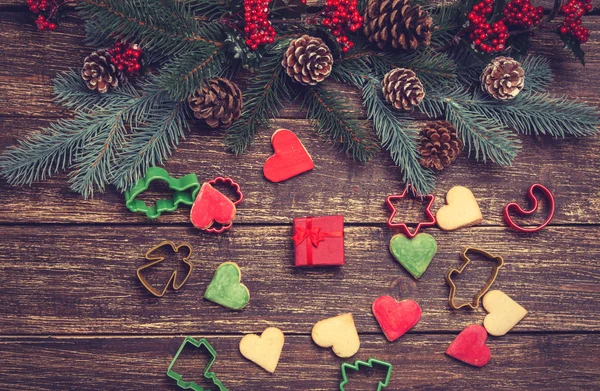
(386, 184, 436, 238)
(503, 184, 555, 233)
(205, 177, 244, 234)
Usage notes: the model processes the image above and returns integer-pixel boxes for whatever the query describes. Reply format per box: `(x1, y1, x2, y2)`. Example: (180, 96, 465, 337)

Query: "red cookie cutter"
(204, 177, 244, 234)
(386, 184, 436, 238)
(503, 184, 555, 233)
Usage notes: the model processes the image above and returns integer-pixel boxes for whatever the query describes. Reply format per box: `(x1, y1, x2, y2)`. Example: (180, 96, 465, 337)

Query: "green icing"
(389, 233, 437, 279)
(204, 262, 250, 310)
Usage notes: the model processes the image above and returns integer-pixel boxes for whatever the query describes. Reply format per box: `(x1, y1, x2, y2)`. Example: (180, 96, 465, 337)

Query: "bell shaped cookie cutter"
(446, 247, 504, 310)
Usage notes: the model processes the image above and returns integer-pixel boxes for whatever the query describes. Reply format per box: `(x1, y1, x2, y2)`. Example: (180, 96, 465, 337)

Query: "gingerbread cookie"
(436, 186, 483, 231)
(204, 262, 250, 310)
(483, 290, 527, 336)
(311, 313, 360, 358)
(239, 327, 285, 373)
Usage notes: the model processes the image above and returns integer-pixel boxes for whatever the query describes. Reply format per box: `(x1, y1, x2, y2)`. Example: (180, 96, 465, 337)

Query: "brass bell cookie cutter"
(137, 240, 194, 297)
(446, 247, 504, 310)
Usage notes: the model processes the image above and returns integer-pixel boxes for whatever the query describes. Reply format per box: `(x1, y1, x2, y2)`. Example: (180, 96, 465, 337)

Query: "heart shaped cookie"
(483, 290, 527, 336)
(239, 327, 285, 373)
(446, 325, 491, 367)
(389, 233, 437, 279)
(372, 296, 421, 342)
(263, 129, 314, 183)
(204, 262, 250, 310)
(190, 182, 237, 230)
(436, 186, 483, 231)
(312, 313, 360, 358)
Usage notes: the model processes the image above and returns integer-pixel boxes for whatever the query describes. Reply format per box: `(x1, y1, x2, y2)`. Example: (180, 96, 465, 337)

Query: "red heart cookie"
(190, 182, 236, 230)
(446, 324, 491, 367)
(372, 296, 421, 342)
(263, 129, 314, 183)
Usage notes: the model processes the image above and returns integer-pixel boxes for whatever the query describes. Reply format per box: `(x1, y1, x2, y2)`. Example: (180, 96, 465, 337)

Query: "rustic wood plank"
(1, 334, 599, 390)
(1, 116, 599, 225)
(1, 225, 598, 335)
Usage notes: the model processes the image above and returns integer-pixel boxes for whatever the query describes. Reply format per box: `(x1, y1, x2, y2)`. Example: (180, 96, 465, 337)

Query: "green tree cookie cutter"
(125, 167, 200, 219)
(167, 337, 229, 391)
(340, 358, 393, 391)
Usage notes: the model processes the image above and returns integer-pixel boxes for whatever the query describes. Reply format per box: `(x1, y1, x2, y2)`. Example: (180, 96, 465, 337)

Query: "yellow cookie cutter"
(446, 247, 504, 310)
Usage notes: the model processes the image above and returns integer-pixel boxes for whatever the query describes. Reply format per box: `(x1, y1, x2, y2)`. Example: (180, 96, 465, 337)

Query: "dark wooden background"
(1, 1, 599, 390)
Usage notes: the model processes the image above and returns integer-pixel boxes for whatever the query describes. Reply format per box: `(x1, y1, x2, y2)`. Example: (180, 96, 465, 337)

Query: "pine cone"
(188, 77, 243, 129)
(363, 0, 433, 50)
(281, 35, 333, 85)
(382, 68, 425, 111)
(81, 49, 120, 94)
(418, 121, 463, 170)
(480, 56, 525, 100)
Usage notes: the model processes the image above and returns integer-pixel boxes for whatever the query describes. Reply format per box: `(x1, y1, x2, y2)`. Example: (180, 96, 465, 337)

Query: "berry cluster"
(558, 0, 592, 43)
(107, 41, 143, 76)
(503, 0, 544, 28)
(321, 0, 363, 52)
(243, 0, 276, 50)
(27, 0, 67, 31)
(467, 0, 509, 53)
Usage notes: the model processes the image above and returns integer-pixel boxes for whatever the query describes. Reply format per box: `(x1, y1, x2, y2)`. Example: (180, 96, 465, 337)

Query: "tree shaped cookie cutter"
(125, 166, 201, 219)
(385, 184, 436, 238)
(446, 247, 505, 310)
(167, 337, 229, 391)
(339, 358, 393, 391)
(137, 240, 194, 297)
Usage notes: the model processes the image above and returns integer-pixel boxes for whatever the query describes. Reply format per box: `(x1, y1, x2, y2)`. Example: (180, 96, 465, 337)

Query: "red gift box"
(292, 215, 344, 267)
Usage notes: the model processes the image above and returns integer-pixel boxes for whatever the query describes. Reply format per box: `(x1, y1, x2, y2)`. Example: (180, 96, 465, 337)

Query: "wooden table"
(1, 2, 599, 390)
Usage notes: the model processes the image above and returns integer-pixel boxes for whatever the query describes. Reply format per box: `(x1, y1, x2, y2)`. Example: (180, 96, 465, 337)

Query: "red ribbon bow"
(292, 218, 343, 266)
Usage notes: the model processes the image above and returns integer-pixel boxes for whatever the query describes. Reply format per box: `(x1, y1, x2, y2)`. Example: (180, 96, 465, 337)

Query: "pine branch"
(421, 85, 521, 165)
(225, 41, 294, 154)
(111, 94, 188, 191)
(303, 87, 379, 162)
(520, 55, 553, 92)
(474, 91, 600, 137)
(79, 0, 223, 58)
(362, 76, 436, 194)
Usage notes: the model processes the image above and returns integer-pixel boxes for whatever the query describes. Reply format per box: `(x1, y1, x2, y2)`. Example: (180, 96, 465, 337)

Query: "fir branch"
(79, 0, 223, 58)
(520, 55, 553, 92)
(111, 95, 188, 191)
(474, 91, 600, 137)
(421, 85, 521, 165)
(187, 0, 231, 20)
(157, 43, 227, 100)
(362, 76, 435, 194)
(225, 41, 294, 154)
(427, 1, 463, 48)
(303, 87, 379, 162)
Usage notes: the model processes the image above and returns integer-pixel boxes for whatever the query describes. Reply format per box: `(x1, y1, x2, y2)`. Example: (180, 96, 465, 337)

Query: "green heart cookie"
(389, 233, 437, 279)
(204, 262, 250, 310)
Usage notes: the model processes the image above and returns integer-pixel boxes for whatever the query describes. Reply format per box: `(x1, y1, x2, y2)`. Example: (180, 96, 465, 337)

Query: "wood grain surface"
(0, 2, 599, 390)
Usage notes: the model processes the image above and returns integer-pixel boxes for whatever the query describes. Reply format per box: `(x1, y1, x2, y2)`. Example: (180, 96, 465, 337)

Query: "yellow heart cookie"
(239, 327, 285, 373)
(311, 313, 360, 358)
(483, 290, 527, 336)
(436, 186, 483, 231)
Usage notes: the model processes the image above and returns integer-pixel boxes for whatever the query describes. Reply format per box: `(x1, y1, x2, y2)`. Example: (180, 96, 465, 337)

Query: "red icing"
(372, 296, 421, 342)
(190, 182, 236, 230)
(293, 215, 344, 267)
(263, 129, 314, 183)
(446, 324, 491, 367)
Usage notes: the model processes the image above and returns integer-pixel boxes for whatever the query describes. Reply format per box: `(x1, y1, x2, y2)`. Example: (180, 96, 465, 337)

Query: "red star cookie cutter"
(503, 184, 555, 233)
(386, 184, 436, 238)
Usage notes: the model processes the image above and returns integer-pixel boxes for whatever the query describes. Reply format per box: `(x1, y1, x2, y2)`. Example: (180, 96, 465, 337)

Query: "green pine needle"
(303, 87, 379, 163)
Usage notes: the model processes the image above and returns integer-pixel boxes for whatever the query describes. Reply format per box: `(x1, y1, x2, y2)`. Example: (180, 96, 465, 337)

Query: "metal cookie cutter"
(386, 184, 436, 238)
(446, 247, 504, 310)
(167, 337, 229, 391)
(137, 240, 194, 297)
(503, 184, 556, 233)
(205, 177, 244, 234)
(125, 167, 201, 219)
(340, 358, 393, 391)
